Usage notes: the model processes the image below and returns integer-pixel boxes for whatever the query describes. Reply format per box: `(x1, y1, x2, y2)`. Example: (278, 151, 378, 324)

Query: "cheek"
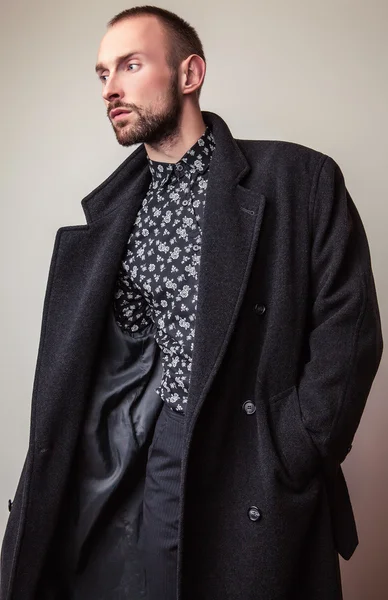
(134, 70, 172, 104)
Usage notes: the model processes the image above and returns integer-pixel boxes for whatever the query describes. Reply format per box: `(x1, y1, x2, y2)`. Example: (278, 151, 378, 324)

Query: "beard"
(108, 71, 183, 147)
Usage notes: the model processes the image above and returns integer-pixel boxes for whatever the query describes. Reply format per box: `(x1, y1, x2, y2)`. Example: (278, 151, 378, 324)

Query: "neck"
(144, 103, 206, 163)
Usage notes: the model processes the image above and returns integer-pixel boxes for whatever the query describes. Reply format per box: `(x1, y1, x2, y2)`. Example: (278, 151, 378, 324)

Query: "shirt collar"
(147, 126, 216, 188)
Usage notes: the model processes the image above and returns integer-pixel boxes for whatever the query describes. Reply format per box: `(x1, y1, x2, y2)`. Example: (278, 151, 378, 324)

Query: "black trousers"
(142, 402, 185, 600)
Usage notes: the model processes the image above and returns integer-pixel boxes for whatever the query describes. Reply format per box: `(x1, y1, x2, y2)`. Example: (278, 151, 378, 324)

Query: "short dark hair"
(107, 6, 206, 98)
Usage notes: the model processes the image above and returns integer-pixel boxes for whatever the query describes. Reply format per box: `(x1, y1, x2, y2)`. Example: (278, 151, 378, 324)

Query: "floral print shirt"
(113, 126, 216, 413)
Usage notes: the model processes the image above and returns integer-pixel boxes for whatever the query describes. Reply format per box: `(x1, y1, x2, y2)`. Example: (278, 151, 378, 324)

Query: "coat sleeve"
(297, 155, 383, 465)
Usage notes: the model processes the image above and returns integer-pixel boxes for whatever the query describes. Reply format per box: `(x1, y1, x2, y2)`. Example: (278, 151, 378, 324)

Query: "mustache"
(107, 102, 138, 118)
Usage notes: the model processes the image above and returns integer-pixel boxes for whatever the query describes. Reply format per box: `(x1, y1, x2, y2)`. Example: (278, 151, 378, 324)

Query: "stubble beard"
(109, 72, 183, 148)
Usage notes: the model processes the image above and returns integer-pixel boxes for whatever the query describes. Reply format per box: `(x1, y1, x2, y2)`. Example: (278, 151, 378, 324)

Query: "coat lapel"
(34, 152, 152, 447)
(185, 112, 266, 424)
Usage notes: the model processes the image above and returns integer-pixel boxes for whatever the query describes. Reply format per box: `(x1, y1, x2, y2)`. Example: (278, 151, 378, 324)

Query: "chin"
(116, 133, 139, 147)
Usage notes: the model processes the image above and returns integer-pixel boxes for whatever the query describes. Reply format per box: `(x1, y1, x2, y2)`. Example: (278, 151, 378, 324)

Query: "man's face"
(96, 16, 183, 147)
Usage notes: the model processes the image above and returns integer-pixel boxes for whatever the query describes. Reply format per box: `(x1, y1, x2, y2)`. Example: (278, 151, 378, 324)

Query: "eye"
(127, 63, 140, 71)
(99, 75, 108, 82)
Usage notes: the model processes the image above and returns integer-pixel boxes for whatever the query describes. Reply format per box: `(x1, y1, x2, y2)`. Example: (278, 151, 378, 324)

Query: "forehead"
(97, 16, 168, 66)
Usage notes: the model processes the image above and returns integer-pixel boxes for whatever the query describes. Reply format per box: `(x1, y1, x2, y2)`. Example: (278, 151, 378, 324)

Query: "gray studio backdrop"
(0, 1, 387, 598)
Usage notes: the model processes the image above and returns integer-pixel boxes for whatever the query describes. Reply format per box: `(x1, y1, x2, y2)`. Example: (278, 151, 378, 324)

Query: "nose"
(102, 74, 124, 103)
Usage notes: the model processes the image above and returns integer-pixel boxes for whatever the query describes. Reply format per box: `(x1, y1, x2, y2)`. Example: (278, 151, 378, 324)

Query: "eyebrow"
(95, 51, 145, 74)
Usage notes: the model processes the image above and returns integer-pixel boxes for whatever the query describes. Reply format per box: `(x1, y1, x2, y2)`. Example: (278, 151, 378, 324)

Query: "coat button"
(242, 401, 256, 415)
(8, 499, 13, 512)
(248, 506, 261, 521)
(254, 303, 266, 315)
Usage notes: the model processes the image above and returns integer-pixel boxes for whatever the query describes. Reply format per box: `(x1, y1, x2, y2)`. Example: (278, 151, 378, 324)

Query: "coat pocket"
(267, 385, 321, 490)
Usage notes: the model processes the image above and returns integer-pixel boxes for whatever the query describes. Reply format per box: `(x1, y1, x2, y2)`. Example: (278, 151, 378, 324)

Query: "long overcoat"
(0, 111, 383, 600)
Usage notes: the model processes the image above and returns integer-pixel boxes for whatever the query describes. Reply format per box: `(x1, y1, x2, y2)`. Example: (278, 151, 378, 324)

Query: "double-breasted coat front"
(0, 111, 383, 600)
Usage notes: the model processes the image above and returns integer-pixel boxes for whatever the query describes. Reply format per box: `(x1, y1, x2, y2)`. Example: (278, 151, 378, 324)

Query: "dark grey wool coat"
(0, 111, 383, 600)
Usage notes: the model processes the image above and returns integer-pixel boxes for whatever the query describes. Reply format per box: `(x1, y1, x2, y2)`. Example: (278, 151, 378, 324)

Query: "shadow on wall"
(340, 367, 388, 600)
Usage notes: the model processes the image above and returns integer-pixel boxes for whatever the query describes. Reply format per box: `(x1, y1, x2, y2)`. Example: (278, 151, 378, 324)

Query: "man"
(0, 6, 383, 600)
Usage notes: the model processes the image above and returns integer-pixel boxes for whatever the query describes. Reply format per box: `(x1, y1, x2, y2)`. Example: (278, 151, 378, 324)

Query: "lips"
(110, 108, 131, 119)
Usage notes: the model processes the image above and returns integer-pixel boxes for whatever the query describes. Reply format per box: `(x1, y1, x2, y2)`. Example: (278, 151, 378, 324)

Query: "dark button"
(8, 499, 13, 512)
(248, 506, 261, 521)
(242, 401, 256, 415)
(346, 444, 352, 454)
(175, 164, 185, 178)
(254, 303, 266, 315)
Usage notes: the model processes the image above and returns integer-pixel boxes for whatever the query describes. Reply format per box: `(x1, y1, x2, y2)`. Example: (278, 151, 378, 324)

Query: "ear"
(180, 54, 206, 96)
